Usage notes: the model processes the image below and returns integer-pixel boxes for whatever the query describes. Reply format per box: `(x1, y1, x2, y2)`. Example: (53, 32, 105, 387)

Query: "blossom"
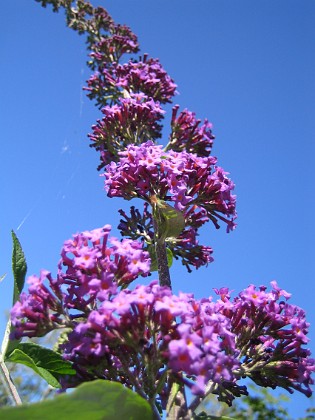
(10, 270, 65, 339)
(10, 225, 150, 339)
(115, 55, 177, 102)
(11, 256, 314, 406)
(85, 55, 177, 108)
(89, 24, 139, 69)
(89, 95, 165, 167)
(59, 281, 239, 401)
(166, 105, 215, 157)
(215, 282, 315, 398)
(105, 141, 236, 231)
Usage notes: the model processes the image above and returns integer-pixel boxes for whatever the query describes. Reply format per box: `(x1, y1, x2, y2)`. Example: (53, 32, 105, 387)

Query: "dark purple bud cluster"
(168, 105, 215, 157)
(89, 94, 165, 168)
(118, 203, 213, 272)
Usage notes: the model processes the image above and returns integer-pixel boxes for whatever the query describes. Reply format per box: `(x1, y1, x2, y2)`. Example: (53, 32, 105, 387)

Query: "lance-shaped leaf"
(1, 233, 28, 358)
(11, 231, 27, 305)
(0, 380, 153, 419)
(6, 342, 76, 388)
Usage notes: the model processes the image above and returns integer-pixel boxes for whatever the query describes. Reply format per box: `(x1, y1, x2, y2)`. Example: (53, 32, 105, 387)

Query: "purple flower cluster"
(215, 282, 315, 398)
(118, 203, 213, 272)
(59, 281, 239, 401)
(10, 269, 66, 339)
(31, 1, 315, 414)
(10, 240, 314, 404)
(167, 105, 215, 157)
(89, 94, 165, 167)
(89, 24, 139, 67)
(11, 225, 150, 339)
(171, 228, 214, 271)
(105, 141, 236, 231)
(85, 55, 177, 108)
(114, 56, 177, 102)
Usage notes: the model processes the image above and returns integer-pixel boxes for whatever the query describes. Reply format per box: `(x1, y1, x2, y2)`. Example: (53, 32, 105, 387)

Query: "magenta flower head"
(105, 141, 236, 232)
(89, 23, 139, 68)
(85, 55, 177, 109)
(89, 94, 165, 168)
(10, 270, 66, 339)
(115, 55, 177, 103)
(10, 225, 151, 340)
(215, 282, 315, 398)
(59, 281, 239, 404)
(167, 105, 215, 157)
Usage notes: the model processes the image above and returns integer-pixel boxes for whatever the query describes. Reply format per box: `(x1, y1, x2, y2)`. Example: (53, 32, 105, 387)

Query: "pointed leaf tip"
(11, 230, 27, 304)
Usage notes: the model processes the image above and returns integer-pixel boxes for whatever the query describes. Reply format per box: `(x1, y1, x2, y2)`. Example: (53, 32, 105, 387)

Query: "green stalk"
(152, 214, 171, 288)
(0, 357, 22, 405)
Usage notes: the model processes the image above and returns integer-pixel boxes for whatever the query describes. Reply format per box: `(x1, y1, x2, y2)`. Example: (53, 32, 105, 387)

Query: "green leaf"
(148, 245, 173, 272)
(11, 231, 27, 305)
(0, 380, 153, 420)
(155, 200, 185, 242)
(1, 233, 27, 358)
(6, 342, 76, 388)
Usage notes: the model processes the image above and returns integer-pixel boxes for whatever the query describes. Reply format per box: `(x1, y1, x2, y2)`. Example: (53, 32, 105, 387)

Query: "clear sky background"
(1, 0, 315, 416)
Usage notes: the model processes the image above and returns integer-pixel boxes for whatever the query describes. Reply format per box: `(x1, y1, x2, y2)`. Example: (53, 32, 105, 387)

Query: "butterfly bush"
(15, 1, 313, 417)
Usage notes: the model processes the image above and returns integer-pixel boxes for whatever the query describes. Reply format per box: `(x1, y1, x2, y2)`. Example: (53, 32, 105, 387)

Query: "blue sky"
(1, 0, 315, 416)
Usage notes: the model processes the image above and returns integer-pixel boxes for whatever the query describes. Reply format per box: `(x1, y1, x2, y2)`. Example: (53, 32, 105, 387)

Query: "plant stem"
(189, 381, 216, 413)
(154, 240, 171, 288)
(166, 377, 191, 420)
(0, 359, 22, 405)
(152, 216, 171, 288)
(152, 214, 190, 418)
